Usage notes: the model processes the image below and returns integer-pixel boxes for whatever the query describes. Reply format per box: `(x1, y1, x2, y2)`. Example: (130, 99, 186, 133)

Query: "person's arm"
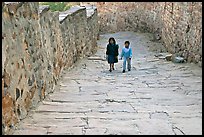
(129, 48, 132, 59)
(120, 48, 124, 59)
(116, 44, 119, 56)
(106, 45, 109, 55)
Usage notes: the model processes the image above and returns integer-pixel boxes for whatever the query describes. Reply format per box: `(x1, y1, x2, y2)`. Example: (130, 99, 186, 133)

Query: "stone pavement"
(13, 32, 202, 135)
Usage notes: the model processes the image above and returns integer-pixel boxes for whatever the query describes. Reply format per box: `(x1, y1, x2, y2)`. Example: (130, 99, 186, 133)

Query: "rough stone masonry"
(2, 2, 99, 134)
(81, 2, 202, 66)
(2, 2, 202, 135)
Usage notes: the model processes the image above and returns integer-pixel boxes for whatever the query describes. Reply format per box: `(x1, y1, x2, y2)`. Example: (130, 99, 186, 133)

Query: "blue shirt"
(121, 47, 132, 58)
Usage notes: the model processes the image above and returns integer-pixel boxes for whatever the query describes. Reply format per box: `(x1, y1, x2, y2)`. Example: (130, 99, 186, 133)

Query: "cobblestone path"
(13, 32, 202, 135)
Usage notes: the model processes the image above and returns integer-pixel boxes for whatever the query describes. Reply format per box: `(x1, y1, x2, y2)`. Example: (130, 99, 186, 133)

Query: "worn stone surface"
(2, 2, 99, 135)
(80, 2, 202, 65)
(13, 32, 202, 135)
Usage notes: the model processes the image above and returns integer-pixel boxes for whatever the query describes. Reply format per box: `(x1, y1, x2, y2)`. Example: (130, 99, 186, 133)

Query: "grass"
(39, 2, 71, 12)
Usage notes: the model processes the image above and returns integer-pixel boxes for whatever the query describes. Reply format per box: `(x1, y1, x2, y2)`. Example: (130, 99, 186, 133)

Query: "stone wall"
(81, 2, 202, 66)
(2, 2, 99, 134)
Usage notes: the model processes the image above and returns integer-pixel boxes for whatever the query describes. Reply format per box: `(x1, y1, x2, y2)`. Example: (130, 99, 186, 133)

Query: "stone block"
(165, 54, 172, 61)
(2, 94, 18, 133)
(172, 56, 185, 63)
(3, 71, 10, 88)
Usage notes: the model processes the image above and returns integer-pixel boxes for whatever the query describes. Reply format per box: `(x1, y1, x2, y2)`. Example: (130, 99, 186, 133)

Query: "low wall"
(2, 2, 99, 134)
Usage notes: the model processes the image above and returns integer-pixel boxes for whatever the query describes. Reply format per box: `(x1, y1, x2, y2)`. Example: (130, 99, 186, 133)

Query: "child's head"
(109, 37, 116, 45)
(124, 41, 130, 48)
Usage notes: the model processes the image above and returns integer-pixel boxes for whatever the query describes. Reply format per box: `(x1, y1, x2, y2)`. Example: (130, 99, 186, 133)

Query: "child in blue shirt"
(120, 41, 132, 73)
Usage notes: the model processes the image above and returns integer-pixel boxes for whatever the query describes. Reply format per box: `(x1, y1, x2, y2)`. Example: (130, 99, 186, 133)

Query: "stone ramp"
(13, 32, 202, 135)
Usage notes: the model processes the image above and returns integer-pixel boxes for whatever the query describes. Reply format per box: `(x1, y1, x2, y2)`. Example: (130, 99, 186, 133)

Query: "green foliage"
(40, 2, 71, 12)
